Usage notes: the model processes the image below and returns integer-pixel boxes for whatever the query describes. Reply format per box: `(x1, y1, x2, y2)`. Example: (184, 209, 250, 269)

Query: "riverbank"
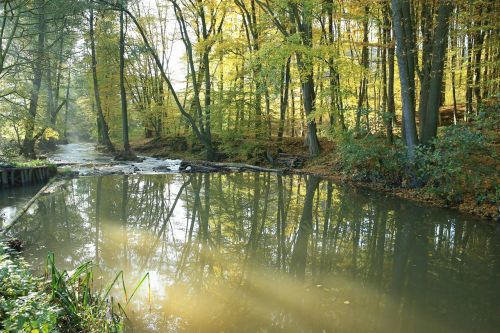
(131, 116, 499, 221)
(0, 238, 125, 332)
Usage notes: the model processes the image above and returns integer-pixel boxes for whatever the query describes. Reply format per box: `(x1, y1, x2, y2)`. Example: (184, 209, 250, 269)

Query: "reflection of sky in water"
(9, 174, 500, 333)
(0, 185, 43, 227)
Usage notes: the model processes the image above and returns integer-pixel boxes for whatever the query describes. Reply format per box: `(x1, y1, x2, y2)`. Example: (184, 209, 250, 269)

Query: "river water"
(3, 144, 500, 332)
(46, 142, 182, 174)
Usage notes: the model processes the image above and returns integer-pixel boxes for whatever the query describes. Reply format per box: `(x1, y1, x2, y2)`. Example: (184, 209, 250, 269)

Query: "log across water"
(0, 166, 57, 188)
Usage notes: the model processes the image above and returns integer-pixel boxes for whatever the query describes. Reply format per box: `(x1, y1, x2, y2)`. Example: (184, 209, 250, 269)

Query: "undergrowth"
(0, 243, 58, 332)
(334, 106, 499, 206)
(0, 240, 150, 332)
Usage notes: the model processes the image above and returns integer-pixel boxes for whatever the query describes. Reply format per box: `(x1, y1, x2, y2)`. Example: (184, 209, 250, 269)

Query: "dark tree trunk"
(384, 2, 396, 142)
(290, 176, 320, 280)
(420, 1, 453, 144)
(293, 6, 321, 157)
(356, 6, 370, 134)
(278, 57, 291, 141)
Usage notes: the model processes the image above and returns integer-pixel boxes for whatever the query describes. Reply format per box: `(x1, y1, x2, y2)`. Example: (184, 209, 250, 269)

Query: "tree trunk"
(465, 24, 474, 121)
(120, 1, 131, 153)
(473, 6, 485, 107)
(356, 6, 370, 134)
(278, 57, 291, 141)
(420, 1, 453, 144)
(294, 6, 321, 157)
(391, 0, 419, 162)
(21, 0, 45, 158)
(90, 9, 114, 151)
(384, 2, 396, 142)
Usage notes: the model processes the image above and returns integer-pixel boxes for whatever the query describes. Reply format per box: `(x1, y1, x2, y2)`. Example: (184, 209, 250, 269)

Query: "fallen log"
(179, 161, 286, 174)
(1, 178, 56, 235)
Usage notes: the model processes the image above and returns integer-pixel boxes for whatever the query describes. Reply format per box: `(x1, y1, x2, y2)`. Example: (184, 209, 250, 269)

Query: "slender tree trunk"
(294, 7, 321, 157)
(473, 6, 485, 107)
(120, 1, 131, 153)
(421, 1, 453, 144)
(391, 0, 419, 162)
(291, 86, 296, 137)
(63, 68, 71, 140)
(90, 9, 114, 151)
(418, 3, 434, 139)
(465, 24, 474, 120)
(384, 2, 395, 142)
(21, 0, 45, 158)
(46, 58, 55, 126)
(278, 57, 291, 141)
(356, 6, 370, 134)
(451, 8, 458, 124)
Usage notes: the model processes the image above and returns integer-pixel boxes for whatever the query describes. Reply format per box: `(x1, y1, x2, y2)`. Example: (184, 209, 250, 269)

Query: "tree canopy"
(0, 0, 498, 161)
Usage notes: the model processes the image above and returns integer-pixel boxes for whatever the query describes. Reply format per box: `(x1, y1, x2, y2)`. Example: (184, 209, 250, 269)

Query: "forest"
(0, 1, 499, 332)
(0, 0, 497, 183)
(0, 0, 498, 217)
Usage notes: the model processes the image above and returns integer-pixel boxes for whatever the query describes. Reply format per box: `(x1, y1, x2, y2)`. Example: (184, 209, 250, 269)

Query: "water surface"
(46, 142, 181, 175)
(0, 184, 43, 228)
(9, 173, 500, 333)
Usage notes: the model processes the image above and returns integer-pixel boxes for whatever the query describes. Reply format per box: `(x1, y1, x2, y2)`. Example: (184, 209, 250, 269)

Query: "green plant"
(46, 253, 150, 333)
(337, 134, 406, 184)
(0, 243, 60, 333)
(415, 124, 489, 203)
(1, 241, 150, 333)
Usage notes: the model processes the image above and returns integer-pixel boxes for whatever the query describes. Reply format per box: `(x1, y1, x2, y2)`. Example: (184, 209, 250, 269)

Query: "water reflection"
(0, 184, 43, 228)
(10, 174, 500, 333)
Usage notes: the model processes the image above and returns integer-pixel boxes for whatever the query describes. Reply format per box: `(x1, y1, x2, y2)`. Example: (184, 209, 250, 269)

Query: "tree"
(391, 0, 419, 161)
(21, 0, 47, 158)
(119, 0, 131, 154)
(418, 0, 454, 144)
(0, 0, 21, 80)
(256, 0, 322, 157)
(89, 7, 114, 151)
(98, 0, 219, 160)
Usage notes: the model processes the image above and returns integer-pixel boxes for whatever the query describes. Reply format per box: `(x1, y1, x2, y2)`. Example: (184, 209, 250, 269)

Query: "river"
(3, 144, 500, 332)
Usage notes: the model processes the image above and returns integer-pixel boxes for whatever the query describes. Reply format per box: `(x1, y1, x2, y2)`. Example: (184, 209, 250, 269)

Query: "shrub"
(0, 243, 60, 332)
(415, 123, 494, 203)
(0, 138, 19, 160)
(337, 134, 406, 184)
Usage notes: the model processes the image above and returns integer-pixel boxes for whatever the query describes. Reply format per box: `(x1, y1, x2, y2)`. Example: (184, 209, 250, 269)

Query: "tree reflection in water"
(10, 173, 500, 333)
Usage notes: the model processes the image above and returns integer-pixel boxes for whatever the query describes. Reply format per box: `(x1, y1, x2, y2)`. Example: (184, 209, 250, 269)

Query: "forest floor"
(132, 132, 499, 221)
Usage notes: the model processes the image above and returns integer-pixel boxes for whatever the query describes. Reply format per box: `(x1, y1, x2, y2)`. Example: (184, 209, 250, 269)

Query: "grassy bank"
(0, 159, 54, 169)
(132, 111, 499, 220)
(0, 240, 124, 332)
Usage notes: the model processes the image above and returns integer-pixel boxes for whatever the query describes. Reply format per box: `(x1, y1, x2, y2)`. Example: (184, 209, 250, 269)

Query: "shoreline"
(173, 159, 498, 221)
(130, 137, 498, 222)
